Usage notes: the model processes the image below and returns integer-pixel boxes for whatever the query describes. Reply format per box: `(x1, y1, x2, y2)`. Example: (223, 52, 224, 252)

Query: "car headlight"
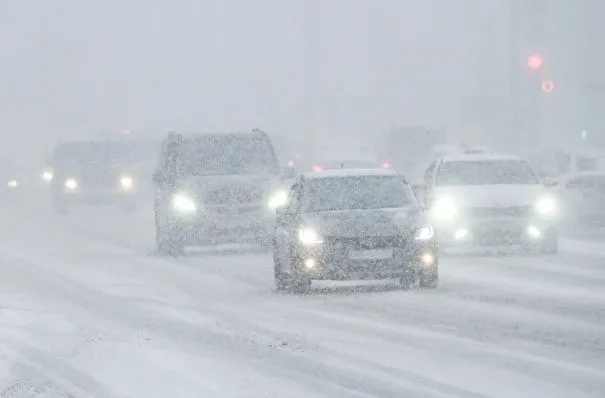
(298, 227, 323, 245)
(42, 171, 53, 182)
(64, 178, 78, 190)
(7, 180, 18, 188)
(536, 195, 556, 216)
(120, 175, 134, 189)
(268, 190, 288, 209)
(172, 193, 197, 213)
(431, 197, 458, 220)
(414, 225, 435, 240)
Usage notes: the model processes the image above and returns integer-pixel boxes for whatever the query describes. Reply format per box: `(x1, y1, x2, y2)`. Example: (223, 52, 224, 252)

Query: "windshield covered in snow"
(304, 176, 415, 212)
(177, 135, 279, 176)
(52, 141, 131, 169)
(436, 159, 539, 186)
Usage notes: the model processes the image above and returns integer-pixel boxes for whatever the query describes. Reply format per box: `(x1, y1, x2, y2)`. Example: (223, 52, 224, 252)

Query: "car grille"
(204, 186, 262, 205)
(78, 171, 118, 187)
(467, 206, 533, 218)
(323, 236, 401, 250)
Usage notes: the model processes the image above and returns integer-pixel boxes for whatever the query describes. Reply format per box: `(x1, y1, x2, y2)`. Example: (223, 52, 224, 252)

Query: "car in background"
(272, 168, 438, 293)
(49, 140, 139, 213)
(153, 129, 296, 256)
(421, 153, 559, 253)
(554, 171, 605, 226)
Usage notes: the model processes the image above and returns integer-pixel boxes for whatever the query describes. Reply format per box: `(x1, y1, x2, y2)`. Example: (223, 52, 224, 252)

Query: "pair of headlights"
(297, 225, 434, 246)
(171, 189, 290, 213)
(63, 175, 134, 190)
(431, 195, 557, 220)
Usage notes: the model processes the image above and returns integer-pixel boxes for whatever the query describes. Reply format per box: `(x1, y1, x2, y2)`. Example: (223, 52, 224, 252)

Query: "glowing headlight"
(7, 180, 18, 188)
(268, 190, 288, 209)
(414, 225, 435, 240)
(298, 227, 323, 245)
(120, 176, 134, 189)
(172, 193, 197, 213)
(64, 178, 78, 190)
(536, 195, 556, 216)
(431, 197, 458, 220)
(42, 171, 53, 182)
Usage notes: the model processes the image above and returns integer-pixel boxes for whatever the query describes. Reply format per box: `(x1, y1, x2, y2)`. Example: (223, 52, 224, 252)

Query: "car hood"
(179, 174, 284, 205)
(433, 184, 547, 207)
(301, 206, 423, 238)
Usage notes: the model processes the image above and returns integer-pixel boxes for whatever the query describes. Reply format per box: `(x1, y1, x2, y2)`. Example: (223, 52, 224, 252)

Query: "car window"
(176, 135, 279, 176)
(302, 176, 416, 212)
(435, 159, 539, 186)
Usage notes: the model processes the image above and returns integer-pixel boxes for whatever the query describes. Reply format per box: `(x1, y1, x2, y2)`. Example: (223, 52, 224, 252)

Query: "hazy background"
(0, 0, 603, 162)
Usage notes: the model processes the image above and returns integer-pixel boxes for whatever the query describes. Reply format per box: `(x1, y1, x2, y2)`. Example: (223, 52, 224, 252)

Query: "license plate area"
(349, 248, 393, 260)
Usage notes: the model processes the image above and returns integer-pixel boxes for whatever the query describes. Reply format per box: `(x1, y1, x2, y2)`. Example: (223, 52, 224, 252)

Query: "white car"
(421, 153, 558, 253)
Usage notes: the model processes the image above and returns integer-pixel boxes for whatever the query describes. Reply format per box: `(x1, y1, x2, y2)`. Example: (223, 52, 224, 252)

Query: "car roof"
(441, 153, 523, 163)
(303, 168, 398, 180)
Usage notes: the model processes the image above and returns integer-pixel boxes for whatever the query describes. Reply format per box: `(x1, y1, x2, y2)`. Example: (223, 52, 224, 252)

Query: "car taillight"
(312, 164, 323, 172)
(287, 160, 295, 167)
(381, 161, 390, 169)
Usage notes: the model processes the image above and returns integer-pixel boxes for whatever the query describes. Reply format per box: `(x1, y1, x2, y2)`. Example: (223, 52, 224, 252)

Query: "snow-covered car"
(153, 130, 294, 256)
(272, 168, 438, 293)
(554, 171, 605, 225)
(49, 140, 139, 213)
(310, 159, 390, 172)
(422, 153, 558, 253)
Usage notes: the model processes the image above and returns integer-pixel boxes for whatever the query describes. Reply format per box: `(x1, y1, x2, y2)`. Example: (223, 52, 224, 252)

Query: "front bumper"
(53, 188, 137, 206)
(293, 237, 438, 281)
(168, 205, 275, 244)
(435, 216, 557, 246)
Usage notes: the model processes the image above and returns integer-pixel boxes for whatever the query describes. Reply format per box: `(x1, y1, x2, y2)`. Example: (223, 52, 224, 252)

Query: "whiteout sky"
(0, 1, 472, 153)
(0, 0, 601, 159)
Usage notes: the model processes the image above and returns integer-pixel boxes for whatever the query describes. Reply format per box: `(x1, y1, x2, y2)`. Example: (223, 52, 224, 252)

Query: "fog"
(0, 1, 603, 161)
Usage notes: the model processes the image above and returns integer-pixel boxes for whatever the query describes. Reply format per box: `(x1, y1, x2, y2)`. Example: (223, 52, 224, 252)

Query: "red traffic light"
(528, 54, 542, 70)
(541, 80, 554, 93)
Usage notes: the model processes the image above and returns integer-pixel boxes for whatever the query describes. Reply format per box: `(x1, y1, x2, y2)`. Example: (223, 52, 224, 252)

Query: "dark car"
(272, 168, 438, 293)
(153, 129, 296, 256)
(49, 140, 139, 213)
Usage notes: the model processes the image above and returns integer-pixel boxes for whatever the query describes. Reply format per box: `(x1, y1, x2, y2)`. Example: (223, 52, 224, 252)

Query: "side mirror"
(281, 166, 296, 180)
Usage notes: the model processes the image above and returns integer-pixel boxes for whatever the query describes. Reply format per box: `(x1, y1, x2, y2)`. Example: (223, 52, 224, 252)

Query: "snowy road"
(1, 201, 604, 397)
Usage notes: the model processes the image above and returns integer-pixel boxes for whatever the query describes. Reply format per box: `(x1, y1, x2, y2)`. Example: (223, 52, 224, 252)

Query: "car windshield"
(436, 159, 539, 186)
(53, 142, 131, 168)
(304, 176, 415, 212)
(177, 135, 279, 176)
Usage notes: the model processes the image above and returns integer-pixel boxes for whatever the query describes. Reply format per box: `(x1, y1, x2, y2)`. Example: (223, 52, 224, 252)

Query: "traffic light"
(541, 80, 554, 93)
(527, 54, 542, 70)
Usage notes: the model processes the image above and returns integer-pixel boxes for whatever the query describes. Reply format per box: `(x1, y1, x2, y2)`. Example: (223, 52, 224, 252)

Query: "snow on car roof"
(304, 168, 397, 179)
(441, 153, 522, 163)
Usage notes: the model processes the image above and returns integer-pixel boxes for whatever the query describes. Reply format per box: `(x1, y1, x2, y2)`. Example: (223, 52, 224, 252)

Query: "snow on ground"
(0, 198, 604, 397)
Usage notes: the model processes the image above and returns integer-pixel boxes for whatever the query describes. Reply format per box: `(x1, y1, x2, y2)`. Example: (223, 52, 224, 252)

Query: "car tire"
(273, 244, 289, 291)
(420, 269, 439, 289)
(155, 218, 184, 257)
(287, 254, 312, 294)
